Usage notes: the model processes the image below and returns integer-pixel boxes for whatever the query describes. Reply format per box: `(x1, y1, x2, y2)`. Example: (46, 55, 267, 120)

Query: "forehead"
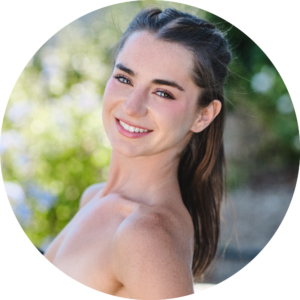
(116, 31, 195, 83)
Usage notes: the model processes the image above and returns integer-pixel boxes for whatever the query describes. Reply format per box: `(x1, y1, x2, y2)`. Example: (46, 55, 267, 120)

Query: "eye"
(113, 75, 132, 85)
(156, 89, 175, 100)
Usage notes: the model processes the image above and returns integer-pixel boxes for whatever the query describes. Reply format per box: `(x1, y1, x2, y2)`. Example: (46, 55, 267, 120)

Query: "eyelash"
(113, 75, 132, 85)
(155, 89, 175, 100)
(113, 74, 175, 100)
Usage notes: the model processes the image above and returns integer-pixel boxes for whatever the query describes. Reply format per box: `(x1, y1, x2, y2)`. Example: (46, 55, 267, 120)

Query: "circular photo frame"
(1, 1, 299, 299)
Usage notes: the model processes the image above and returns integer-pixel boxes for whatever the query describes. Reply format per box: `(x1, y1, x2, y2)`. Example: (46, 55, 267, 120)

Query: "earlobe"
(191, 100, 222, 133)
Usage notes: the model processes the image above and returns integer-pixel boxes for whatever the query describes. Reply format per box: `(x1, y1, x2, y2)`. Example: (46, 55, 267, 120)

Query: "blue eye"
(114, 75, 131, 85)
(156, 90, 175, 100)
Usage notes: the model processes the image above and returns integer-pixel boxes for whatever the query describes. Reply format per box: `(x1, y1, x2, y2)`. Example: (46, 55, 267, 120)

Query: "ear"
(190, 100, 222, 133)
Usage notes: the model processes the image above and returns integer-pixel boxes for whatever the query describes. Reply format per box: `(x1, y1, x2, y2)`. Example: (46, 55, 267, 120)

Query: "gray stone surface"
(199, 182, 296, 284)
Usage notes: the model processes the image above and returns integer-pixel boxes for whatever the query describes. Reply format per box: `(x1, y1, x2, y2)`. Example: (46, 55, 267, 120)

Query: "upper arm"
(113, 216, 194, 299)
(79, 182, 106, 209)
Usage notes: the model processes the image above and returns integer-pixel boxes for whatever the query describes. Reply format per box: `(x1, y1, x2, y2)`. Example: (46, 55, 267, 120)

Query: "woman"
(44, 7, 231, 299)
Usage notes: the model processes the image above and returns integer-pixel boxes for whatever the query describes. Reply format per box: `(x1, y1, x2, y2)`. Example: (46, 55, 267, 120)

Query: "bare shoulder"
(113, 205, 194, 299)
(79, 182, 106, 209)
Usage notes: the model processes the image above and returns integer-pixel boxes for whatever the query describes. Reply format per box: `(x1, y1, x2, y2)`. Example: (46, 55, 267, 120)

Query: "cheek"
(102, 79, 118, 132)
(156, 101, 193, 132)
(103, 78, 116, 107)
(102, 79, 122, 116)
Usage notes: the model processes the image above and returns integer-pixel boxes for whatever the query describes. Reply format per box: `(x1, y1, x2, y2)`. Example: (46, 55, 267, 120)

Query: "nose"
(122, 87, 148, 117)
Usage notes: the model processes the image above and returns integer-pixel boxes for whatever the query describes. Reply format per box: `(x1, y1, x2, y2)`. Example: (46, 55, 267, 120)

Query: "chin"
(110, 138, 151, 158)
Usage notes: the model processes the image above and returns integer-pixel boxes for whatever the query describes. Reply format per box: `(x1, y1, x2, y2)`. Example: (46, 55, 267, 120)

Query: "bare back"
(44, 183, 194, 299)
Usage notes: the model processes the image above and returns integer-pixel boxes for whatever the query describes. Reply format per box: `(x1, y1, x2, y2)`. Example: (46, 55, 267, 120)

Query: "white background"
(0, 0, 299, 299)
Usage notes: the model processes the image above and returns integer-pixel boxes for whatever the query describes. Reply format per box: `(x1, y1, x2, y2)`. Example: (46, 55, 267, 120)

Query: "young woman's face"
(102, 31, 201, 158)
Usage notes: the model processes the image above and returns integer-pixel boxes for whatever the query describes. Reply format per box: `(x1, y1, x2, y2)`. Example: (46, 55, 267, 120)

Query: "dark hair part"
(115, 8, 231, 281)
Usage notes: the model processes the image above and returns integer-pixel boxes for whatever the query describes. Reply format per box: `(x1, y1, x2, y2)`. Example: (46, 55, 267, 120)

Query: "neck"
(101, 148, 183, 206)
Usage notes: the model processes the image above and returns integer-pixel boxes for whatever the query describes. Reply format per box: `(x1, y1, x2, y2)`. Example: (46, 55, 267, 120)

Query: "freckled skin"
(102, 31, 201, 158)
(44, 32, 220, 299)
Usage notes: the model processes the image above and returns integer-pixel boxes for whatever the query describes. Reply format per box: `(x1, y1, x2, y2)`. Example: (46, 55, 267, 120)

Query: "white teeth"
(118, 119, 149, 133)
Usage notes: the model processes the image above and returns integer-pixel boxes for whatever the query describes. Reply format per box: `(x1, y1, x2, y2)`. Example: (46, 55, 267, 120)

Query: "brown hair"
(115, 7, 231, 281)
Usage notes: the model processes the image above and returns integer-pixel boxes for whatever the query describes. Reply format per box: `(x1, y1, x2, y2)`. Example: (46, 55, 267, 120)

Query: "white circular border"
(1, 1, 299, 299)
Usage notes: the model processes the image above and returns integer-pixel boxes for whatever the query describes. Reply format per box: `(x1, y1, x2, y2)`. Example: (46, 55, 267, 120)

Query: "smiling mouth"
(117, 118, 152, 133)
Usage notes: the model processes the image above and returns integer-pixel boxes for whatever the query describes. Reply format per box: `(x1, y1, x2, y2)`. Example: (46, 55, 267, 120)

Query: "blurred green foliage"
(1, 1, 299, 249)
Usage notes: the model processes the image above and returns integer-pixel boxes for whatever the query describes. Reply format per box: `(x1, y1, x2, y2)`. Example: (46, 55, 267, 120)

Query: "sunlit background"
(1, 0, 299, 284)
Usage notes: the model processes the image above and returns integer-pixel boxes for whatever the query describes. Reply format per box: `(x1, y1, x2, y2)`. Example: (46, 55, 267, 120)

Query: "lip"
(115, 118, 153, 139)
(117, 117, 152, 131)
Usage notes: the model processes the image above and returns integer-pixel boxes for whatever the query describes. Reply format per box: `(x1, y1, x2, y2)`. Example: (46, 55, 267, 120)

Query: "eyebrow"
(115, 63, 135, 76)
(152, 79, 184, 91)
(115, 63, 185, 92)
